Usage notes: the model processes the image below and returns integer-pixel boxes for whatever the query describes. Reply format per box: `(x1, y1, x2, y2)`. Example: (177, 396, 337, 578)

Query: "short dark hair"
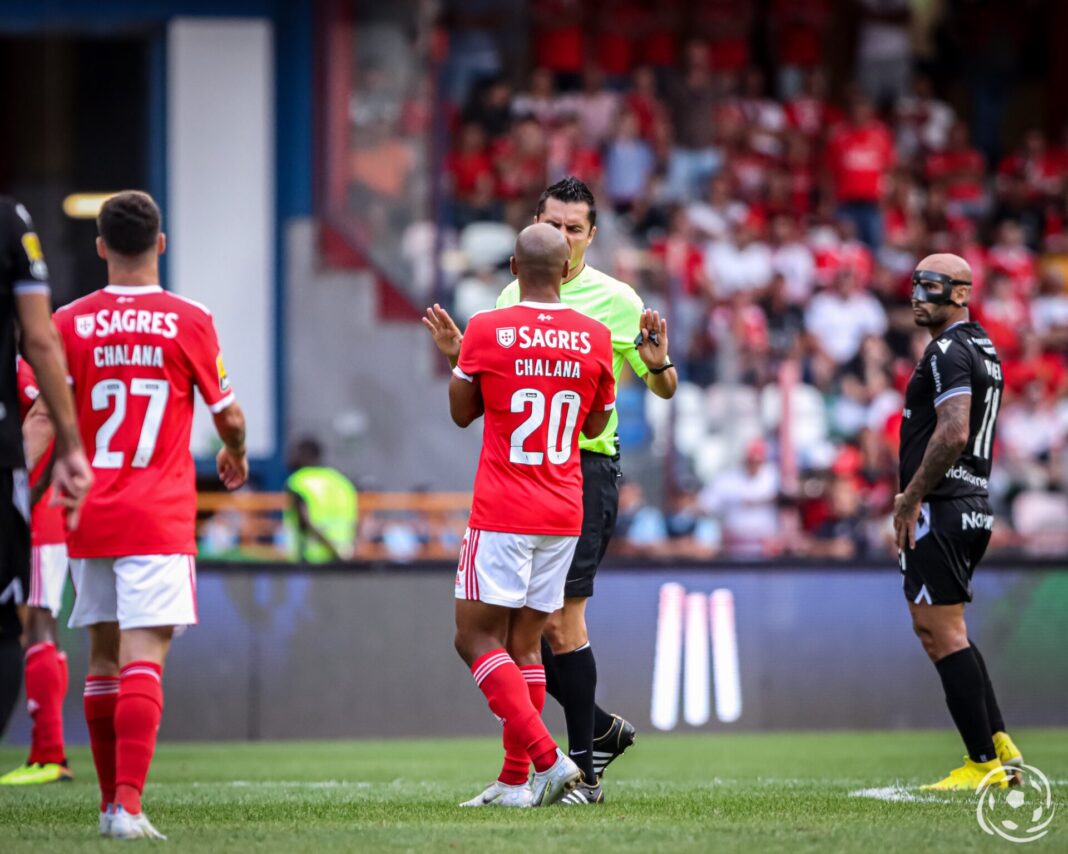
(98, 191, 161, 256)
(535, 176, 597, 227)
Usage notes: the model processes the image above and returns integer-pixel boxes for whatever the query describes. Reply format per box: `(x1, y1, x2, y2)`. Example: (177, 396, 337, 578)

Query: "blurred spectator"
(825, 94, 895, 247)
(546, 115, 603, 189)
(558, 65, 621, 148)
(285, 438, 358, 563)
(531, 0, 585, 89)
(894, 75, 955, 158)
(854, 0, 912, 107)
(613, 481, 668, 556)
(688, 174, 748, 241)
(1030, 269, 1068, 348)
(769, 0, 831, 98)
(698, 439, 782, 557)
(804, 268, 889, 365)
(926, 122, 988, 220)
(666, 41, 723, 200)
(664, 489, 721, 558)
(512, 67, 561, 126)
(784, 69, 842, 140)
(987, 220, 1038, 297)
(604, 109, 656, 211)
(704, 216, 774, 297)
(694, 0, 754, 73)
(462, 77, 514, 138)
(769, 214, 816, 304)
(447, 122, 499, 227)
(807, 475, 868, 559)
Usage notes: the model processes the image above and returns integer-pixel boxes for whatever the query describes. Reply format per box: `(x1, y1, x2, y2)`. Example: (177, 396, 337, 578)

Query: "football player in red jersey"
(35, 192, 247, 839)
(0, 359, 76, 786)
(426, 224, 616, 807)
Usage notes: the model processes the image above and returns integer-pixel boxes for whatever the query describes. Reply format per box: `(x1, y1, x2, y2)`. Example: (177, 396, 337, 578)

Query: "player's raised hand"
(422, 303, 463, 368)
(636, 308, 669, 369)
(217, 446, 249, 491)
(50, 448, 94, 531)
(892, 492, 920, 551)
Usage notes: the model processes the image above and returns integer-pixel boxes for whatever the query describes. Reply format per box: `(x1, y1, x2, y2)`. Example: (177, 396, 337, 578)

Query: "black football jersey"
(899, 320, 1003, 500)
(0, 198, 51, 468)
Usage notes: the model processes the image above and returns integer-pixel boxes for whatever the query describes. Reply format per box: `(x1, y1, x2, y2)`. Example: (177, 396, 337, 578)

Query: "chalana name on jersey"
(514, 358, 582, 378)
(93, 344, 165, 368)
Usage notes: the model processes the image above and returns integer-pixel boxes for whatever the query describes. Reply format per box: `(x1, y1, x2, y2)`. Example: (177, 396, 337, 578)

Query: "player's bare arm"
(636, 309, 677, 399)
(582, 406, 612, 440)
(212, 401, 249, 491)
(423, 303, 464, 369)
(893, 394, 971, 550)
(448, 375, 483, 428)
(16, 291, 93, 526)
(22, 396, 54, 473)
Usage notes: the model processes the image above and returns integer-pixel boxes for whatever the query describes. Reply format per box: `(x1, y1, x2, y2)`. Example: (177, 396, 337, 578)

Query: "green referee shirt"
(496, 264, 648, 456)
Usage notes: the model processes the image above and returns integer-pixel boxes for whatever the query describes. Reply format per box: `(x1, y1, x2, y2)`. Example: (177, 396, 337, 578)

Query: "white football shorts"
(27, 544, 69, 618)
(454, 527, 578, 614)
(69, 554, 198, 630)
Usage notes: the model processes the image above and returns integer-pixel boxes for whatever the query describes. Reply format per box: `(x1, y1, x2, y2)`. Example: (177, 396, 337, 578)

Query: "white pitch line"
(850, 786, 946, 803)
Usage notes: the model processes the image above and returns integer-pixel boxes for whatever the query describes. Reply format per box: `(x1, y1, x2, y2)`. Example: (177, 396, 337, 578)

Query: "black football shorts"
(564, 452, 621, 599)
(899, 495, 993, 606)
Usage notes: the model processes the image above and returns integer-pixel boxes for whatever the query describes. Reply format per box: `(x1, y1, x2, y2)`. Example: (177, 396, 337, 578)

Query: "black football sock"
(969, 640, 1006, 734)
(594, 704, 615, 740)
(553, 643, 598, 783)
(935, 647, 997, 763)
(541, 637, 565, 704)
(0, 634, 23, 737)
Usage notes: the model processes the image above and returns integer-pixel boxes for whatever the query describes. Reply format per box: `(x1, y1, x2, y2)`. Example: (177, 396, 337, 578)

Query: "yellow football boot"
(0, 762, 73, 785)
(922, 756, 1009, 791)
(993, 731, 1024, 785)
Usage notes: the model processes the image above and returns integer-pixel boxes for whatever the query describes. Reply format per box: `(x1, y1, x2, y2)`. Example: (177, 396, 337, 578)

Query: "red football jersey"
(15, 358, 66, 545)
(455, 303, 615, 536)
(53, 285, 235, 558)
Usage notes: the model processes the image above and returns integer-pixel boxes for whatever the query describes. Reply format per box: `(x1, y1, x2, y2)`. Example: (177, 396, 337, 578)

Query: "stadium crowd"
(343, 0, 1068, 560)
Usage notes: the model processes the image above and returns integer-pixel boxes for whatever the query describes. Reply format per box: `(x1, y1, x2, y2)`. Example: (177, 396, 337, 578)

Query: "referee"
(893, 253, 1021, 791)
(0, 197, 92, 736)
(426, 177, 677, 804)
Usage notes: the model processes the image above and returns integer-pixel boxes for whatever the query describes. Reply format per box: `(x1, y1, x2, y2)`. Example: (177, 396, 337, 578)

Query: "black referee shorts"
(0, 468, 30, 639)
(564, 451, 622, 599)
(899, 496, 993, 606)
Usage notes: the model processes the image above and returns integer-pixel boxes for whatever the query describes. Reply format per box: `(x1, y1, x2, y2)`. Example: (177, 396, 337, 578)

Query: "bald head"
(511, 223, 571, 294)
(916, 253, 972, 283)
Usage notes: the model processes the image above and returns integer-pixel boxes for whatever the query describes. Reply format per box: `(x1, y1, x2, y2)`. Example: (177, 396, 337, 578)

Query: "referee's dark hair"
(97, 191, 161, 256)
(536, 176, 597, 228)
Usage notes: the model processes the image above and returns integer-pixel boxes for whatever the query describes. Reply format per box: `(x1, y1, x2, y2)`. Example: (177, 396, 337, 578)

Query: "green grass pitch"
(1, 730, 1065, 852)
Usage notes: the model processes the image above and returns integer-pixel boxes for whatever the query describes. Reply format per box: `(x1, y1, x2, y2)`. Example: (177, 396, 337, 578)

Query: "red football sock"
(25, 642, 66, 765)
(472, 650, 557, 774)
(58, 651, 69, 697)
(498, 663, 547, 785)
(114, 662, 163, 815)
(84, 676, 120, 811)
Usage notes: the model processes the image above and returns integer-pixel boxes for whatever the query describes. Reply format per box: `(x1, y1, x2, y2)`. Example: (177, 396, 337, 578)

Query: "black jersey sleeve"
(2, 200, 50, 295)
(928, 339, 973, 408)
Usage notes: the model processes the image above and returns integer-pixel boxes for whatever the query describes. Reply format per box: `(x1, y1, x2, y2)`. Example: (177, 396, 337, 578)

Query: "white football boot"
(99, 805, 114, 836)
(459, 779, 533, 807)
(106, 804, 167, 840)
(530, 750, 582, 807)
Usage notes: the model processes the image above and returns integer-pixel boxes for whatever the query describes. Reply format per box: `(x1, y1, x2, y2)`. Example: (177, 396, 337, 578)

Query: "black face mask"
(911, 270, 971, 305)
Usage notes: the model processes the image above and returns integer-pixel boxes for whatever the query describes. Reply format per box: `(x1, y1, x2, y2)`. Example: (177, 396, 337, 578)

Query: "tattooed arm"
(893, 394, 971, 550)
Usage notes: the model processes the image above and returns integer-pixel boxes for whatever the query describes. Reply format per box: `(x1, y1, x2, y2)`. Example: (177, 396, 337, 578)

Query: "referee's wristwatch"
(648, 361, 674, 375)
